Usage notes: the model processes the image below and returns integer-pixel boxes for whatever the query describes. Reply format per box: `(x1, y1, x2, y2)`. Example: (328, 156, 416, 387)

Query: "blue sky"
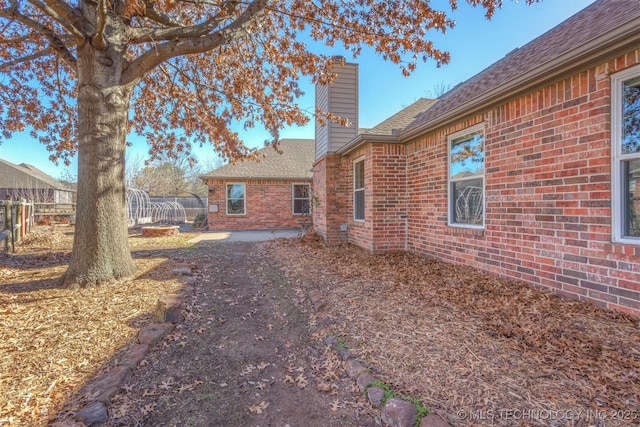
(0, 0, 597, 180)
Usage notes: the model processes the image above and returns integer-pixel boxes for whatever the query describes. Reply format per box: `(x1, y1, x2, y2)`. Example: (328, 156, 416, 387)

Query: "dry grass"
(267, 238, 640, 426)
(0, 225, 195, 426)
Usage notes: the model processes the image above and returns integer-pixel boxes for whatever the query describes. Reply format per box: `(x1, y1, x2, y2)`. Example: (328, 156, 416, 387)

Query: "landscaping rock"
(345, 359, 367, 379)
(313, 300, 328, 312)
(317, 312, 334, 327)
(86, 366, 130, 403)
(381, 398, 418, 427)
(337, 348, 352, 360)
(138, 322, 174, 346)
(367, 386, 386, 408)
(155, 294, 183, 323)
(324, 335, 339, 348)
(75, 401, 108, 426)
(118, 343, 149, 369)
(181, 284, 195, 295)
(420, 414, 451, 427)
(308, 289, 322, 305)
(172, 267, 193, 276)
(356, 372, 376, 392)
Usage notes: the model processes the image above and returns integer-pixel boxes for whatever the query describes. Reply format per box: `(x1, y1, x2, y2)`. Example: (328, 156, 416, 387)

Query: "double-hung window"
(448, 124, 485, 227)
(612, 64, 640, 243)
(226, 183, 245, 215)
(292, 184, 311, 214)
(354, 158, 365, 221)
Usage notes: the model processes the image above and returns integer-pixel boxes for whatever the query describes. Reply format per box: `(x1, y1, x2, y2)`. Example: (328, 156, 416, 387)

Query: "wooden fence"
(33, 202, 76, 223)
(1, 199, 35, 253)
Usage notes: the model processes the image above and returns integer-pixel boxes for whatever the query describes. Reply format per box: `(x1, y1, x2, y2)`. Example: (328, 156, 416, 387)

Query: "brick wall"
(312, 155, 349, 245)
(343, 144, 408, 252)
(404, 51, 640, 317)
(205, 178, 312, 231)
(371, 143, 407, 252)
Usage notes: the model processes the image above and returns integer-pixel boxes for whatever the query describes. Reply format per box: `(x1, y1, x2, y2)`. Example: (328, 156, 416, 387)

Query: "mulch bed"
(0, 225, 196, 426)
(265, 237, 640, 426)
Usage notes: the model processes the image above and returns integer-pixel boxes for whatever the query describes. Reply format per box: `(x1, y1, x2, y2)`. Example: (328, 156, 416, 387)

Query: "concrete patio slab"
(188, 229, 300, 243)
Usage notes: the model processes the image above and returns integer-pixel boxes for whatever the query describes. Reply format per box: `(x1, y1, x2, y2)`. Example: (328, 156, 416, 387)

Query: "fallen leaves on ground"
(0, 225, 197, 426)
(265, 238, 640, 426)
(249, 400, 269, 414)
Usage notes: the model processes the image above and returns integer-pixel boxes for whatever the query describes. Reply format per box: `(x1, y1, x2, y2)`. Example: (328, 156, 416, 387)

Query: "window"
(226, 183, 245, 215)
(612, 65, 640, 243)
(292, 184, 311, 214)
(354, 158, 365, 221)
(448, 124, 485, 227)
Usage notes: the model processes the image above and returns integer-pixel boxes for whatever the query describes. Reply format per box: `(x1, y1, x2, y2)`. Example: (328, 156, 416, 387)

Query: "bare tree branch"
(122, 0, 266, 85)
(28, 0, 89, 40)
(0, 4, 77, 70)
(92, 0, 108, 49)
(129, 15, 227, 43)
(141, 0, 183, 27)
(129, 0, 242, 43)
(0, 34, 31, 44)
(0, 48, 53, 70)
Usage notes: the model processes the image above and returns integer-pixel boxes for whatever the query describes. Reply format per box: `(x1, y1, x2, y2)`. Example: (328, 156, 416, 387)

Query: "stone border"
(308, 290, 452, 427)
(59, 267, 197, 427)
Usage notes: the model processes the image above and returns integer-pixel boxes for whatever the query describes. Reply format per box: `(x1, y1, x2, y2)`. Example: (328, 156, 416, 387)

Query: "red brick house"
(313, 0, 640, 318)
(201, 139, 314, 231)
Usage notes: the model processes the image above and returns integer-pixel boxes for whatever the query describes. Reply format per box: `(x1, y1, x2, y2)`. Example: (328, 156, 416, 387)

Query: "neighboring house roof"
(0, 158, 70, 191)
(200, 139, 315, 180)
(403, 0, 640, 137)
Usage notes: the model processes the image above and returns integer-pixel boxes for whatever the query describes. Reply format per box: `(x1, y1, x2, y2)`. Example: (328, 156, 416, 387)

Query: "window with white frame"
(354, 158, 365, 221)
(292, 184, 311, 214)
(612, 64, 640, 243)
(448, 124, 485, 227)
(226, 183, 245, 215)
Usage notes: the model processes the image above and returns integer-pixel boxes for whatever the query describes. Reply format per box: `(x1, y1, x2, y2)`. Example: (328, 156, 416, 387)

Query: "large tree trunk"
(62, 40, 137, 288)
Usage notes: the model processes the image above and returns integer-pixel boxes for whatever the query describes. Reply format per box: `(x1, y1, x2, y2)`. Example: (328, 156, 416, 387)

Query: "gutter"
(400, 16, 640, 142)
(335, 133, 401, 156)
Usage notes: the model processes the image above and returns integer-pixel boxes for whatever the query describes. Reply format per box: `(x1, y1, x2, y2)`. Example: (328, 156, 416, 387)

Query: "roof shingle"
(0, 159, 67, 190)
(363, 98, 437, 136)
(405, 0, 640, 133)
(200, 139, 315, 180)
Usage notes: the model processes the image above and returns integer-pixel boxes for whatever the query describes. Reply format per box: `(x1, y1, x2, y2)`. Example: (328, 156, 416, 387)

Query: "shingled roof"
(200, 139, 315, 180)
(0, 159, 68, 191)
(362, 98, 437, 136)
(403, 0, 640, 137)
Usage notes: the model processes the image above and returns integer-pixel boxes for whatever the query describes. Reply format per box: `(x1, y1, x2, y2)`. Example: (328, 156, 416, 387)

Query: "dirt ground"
(99, 239, 376, 427)
(1, 225, 639, 426)
(1, 226, 375, 427)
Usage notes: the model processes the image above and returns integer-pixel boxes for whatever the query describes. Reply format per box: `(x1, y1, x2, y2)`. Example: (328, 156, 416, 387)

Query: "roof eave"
(336, 133, 401, 156)
(400, 17, 640, 141)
